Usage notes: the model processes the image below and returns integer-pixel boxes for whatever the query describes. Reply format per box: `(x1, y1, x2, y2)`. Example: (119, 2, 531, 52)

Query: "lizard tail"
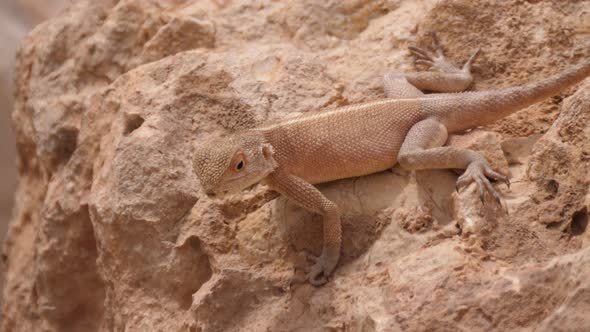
(442, 60, 590, 131)
(491, 60, 590, 113)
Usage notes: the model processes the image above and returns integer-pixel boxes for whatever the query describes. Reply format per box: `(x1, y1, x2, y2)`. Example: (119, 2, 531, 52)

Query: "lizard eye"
(231, 151, 246, 171)
(236, 160, 244, 171)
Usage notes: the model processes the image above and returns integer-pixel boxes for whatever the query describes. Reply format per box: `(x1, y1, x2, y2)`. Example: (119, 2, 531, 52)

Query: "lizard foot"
(408, 32, 479, 74)
(456, 161, 510, 204)
(305, 247, 340, 286)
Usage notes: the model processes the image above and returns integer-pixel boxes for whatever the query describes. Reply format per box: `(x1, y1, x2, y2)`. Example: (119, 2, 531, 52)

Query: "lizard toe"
(457, 162, 507, 206)
(306, 263, 328, 286)
(305, 248, 339, 286)
(473, 175, 487, 202)
(415, 59, 435, 68)
(430, 32, 445, 56)
(456, 172, 474, 190)
(483, 166, 510, 189)
(306, 252, 320, 264)
(408, 46, 435, 61)
(462, 48, 481, 71)
(409, 33, 466, 74)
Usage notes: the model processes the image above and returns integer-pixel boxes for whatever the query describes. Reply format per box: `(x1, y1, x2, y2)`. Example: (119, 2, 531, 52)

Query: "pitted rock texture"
(2, 0, 590, 331)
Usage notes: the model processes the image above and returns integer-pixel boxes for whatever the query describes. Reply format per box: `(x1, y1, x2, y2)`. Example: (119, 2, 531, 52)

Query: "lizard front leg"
(265, 169, 341, 286)
(397, 118, 508, 202)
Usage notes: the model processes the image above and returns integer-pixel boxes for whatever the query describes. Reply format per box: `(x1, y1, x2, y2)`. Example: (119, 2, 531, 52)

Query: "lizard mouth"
(205, 189, 229, 199)
(217, 176, 261, 195)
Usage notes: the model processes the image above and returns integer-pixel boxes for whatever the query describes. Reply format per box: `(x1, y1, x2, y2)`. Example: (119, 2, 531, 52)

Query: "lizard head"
(193, 132, 277, 198)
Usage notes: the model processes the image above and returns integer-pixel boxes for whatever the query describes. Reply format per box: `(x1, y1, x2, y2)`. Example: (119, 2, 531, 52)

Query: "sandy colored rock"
(2, 0, 590, 331)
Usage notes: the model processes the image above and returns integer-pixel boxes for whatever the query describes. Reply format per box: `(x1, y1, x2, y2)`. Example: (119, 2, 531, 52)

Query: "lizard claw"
(456, 161, 507, 206)
(462, 48, 481, 72)
(408, 33, 462, 73)
(306, 252, 320, 264)
(430, 32, 444, 57)
(305, 260, 328, 286)
(305, 247, 340, 287)
(408, 46, 435, 63)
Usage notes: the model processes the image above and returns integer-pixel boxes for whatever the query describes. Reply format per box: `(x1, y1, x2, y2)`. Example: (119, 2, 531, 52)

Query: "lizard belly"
(304, 152, 399, 184)
(306, 135, 405, 184)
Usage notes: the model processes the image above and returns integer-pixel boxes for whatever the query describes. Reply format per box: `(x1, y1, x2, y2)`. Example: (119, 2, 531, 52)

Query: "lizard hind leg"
(406, 32, 480, 92)
(383, 72, 425, 99)
(397, 118, 509, 205)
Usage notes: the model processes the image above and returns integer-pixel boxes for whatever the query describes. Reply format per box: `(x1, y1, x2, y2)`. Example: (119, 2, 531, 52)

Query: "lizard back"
(258, 99, 424, 184)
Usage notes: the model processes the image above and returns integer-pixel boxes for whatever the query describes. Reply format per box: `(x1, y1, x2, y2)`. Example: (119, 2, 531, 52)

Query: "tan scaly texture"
(193, 35, 590, 285)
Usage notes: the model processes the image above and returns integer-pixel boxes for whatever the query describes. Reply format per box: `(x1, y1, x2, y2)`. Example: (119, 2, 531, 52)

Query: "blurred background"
(0, 0, 66, 296)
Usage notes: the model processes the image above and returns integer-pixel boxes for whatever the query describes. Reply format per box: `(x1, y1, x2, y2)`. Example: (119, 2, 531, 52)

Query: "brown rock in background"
(0, 0, 67, 320)
(2, 0, 590, 331)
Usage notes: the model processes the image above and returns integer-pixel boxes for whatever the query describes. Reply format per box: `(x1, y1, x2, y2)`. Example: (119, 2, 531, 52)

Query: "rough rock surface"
(0, 0, 68, 318)
(2, 0, 590, 331)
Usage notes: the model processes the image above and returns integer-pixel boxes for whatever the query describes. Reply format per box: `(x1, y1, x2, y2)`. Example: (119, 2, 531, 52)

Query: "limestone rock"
(3, 0, 590, 331)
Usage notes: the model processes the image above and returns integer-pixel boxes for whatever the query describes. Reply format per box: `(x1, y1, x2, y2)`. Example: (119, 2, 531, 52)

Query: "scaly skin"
(193, 33, 590, 286)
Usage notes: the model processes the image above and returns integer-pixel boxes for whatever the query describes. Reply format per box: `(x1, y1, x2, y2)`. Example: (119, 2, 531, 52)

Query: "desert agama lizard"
(193, 34, 590, 286)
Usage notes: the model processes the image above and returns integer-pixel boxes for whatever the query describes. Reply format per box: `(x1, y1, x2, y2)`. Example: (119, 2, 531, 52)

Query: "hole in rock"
(570, 207, 588, 236)
(124, 113, 145, 135)
(55, 127, 78, 163)
(176, 236, 213, 310)
(546, 179, 559, 196)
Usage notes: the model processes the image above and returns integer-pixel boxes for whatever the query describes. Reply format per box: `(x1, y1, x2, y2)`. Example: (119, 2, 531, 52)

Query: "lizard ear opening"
(262, 144, 274, 160)
(261, 143, 278, 169)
